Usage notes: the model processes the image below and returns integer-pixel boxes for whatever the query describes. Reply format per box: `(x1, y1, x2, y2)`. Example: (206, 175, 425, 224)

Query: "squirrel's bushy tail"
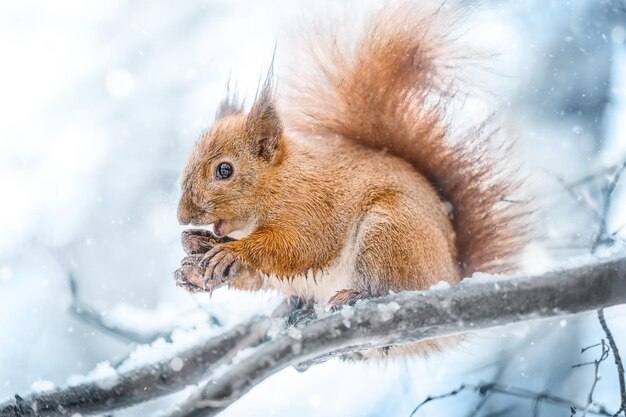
(282, 2, 529, 275)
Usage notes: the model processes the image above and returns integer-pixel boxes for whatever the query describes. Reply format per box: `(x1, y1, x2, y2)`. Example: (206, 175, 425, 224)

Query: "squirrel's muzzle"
(177, 208, 192, 225)
(177, 195, 198, 225)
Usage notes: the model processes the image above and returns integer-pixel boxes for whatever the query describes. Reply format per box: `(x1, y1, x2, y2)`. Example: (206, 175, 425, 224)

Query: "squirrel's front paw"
(198, 244, 241, 293)
(174, 254, 206, 293)
(181, 229, 234, 255)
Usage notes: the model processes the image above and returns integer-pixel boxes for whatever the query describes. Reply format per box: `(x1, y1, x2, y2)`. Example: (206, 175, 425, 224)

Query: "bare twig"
(484, 405, 519, 417)
(410, 384, 469, 416)
(464, 357, 508, 417)
(598, 309, 626, 416)
(592, 160, 626, 252)
(567, 166, 621, 189)
(576, 340, 610, 417)
(67, 274, 173, 344)
(573, 340, 609, 369)
(544, 160, 626, 255)
(409, 383, 611, 417)
(554, 175, 602, 222)
(532, 392, 547, 417)
(61, 247, 222, 344)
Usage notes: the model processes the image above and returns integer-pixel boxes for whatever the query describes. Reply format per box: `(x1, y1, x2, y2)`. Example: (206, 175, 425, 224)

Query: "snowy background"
(1, 0, 626, 416)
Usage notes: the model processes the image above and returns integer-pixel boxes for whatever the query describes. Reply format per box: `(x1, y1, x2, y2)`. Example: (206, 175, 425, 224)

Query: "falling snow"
(1, 1, 626, 417)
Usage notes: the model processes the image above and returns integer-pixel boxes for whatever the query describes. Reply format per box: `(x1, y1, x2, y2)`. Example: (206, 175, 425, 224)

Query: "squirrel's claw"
(325, 289, 372, 312)
(201, 245, 239, 292)
(181, 229, 235, 255)
(175, 276, 204, 293)
(174, 256, 206, 293)
(173, 242, 241, 295)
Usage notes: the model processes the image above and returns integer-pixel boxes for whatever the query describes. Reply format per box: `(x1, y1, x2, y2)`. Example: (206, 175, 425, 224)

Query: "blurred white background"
(1, 1, 626, 416)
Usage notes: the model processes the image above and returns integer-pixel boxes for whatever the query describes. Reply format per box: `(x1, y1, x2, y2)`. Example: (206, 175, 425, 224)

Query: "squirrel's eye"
(215, 162, 233, 180)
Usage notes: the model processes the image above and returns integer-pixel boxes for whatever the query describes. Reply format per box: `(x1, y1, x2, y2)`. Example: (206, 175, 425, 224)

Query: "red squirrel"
(175, 2, 529, 355)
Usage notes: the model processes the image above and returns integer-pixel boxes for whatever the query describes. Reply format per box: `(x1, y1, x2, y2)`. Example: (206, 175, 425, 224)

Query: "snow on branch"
(0, 314, 281, 417)
(1, 255, 626, 417)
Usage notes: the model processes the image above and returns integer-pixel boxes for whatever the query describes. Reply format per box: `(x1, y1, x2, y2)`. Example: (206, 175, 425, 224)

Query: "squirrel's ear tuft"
(215, 79, 243, 119)
(246, 63, 283, 161)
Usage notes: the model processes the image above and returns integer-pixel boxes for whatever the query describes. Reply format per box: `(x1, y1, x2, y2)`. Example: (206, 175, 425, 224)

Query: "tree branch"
(0, 312, 281, 417)
(1, 255, 626, 417)
(169, 255, 626, 417)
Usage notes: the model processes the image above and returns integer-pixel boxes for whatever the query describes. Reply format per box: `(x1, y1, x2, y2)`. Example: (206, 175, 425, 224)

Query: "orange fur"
(282, 2, 529, 276)
(177, 1, 530, 355)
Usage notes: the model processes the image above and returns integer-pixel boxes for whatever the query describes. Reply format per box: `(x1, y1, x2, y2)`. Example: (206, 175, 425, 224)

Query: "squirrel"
(175, 2, 529, 356)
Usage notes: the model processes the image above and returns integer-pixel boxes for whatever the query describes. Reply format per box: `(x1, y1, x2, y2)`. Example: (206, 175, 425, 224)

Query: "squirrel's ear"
(246, 100, 283, 161)
(246, 67, 283, 161)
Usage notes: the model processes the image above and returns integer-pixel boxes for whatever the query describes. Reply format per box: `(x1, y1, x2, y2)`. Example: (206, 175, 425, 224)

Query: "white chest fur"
(261, 256, 355, 304)
(260, 218, 373, 304)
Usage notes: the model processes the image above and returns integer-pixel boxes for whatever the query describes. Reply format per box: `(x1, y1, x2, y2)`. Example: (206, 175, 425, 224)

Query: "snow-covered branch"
(1, 255, 626, 417)
(0, 314, 279, 417)
(170, 254, 626, 417)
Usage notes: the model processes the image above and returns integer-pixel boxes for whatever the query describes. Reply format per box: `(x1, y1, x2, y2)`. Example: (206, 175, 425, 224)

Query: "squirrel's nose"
(177, 203, 192, 225)
(178, 214, 191, 226)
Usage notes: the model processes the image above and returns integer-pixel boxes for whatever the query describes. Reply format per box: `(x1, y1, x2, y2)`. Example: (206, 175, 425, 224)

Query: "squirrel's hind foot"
(325, 289, 373, 312)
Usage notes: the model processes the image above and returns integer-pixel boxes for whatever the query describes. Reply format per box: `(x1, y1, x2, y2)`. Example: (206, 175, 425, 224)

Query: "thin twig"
(62, 250, 221, 344)
(464, 359, 507, 417)
(554, 175, 602, 222)
(67, 274, 172, 344)
(592, 160, 626, 252)
(532, 392, 547, 417)
(573, 340, 609, 369)
(579, 340, 610, 417)
(409, 383, 611, 417)
(410, 384, 468, 416)
(598, 309, 626, 416)
(483, 405, 519, 417)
